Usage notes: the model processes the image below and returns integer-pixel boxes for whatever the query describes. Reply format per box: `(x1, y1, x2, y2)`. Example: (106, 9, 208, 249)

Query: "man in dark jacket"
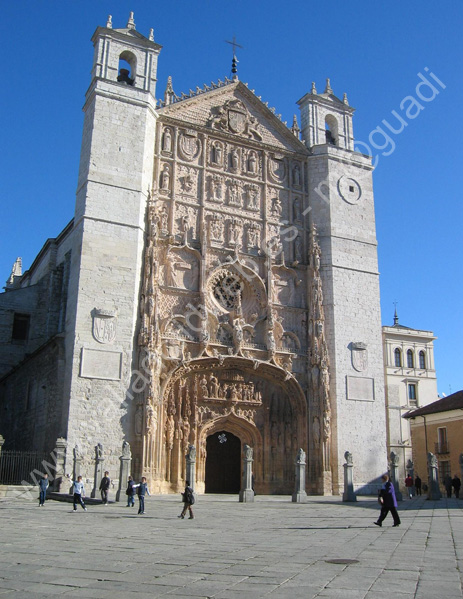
(126, 475, 136, 507)
(99, 471, 111, 505)
(374, 474, 401, 527)
(452, 475, 461, 499)
(38, 474, 49, 507)
(178, 480, 195, 520)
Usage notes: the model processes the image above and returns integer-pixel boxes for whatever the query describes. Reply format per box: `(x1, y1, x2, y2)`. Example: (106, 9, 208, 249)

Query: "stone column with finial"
(292, 448, 308, 503)
(53, 437, 67, 492)
(91, 443, 104, 498)
(342, 451, 357, 502)
(116, 442, 132, 502)
(185, 445, 196, 493)
(427, 452, 441, 500)
(239, 444, 255, 502)
(389, 451, 403, 501)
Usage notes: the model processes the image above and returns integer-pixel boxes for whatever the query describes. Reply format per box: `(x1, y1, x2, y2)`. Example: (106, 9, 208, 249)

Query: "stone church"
(0, 14, 387, 495)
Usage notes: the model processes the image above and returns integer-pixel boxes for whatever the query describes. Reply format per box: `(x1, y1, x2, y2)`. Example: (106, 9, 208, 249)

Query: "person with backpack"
(126, 475, 136, 507)
(178, 480, 195, 519)
(134, 476, 150, 514)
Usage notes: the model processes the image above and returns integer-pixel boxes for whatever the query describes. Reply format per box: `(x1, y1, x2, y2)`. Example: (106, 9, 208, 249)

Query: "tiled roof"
(403, 390, 463, 418)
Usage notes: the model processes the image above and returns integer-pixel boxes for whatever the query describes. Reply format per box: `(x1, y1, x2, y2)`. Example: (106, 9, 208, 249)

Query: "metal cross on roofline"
(225, 36, 243, 77)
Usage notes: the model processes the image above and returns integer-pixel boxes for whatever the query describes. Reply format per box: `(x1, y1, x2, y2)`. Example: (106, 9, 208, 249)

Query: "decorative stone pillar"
(292, 448, 308, 503)
(342, 451, 357, 502)
(239, 444, 255, 502)
(427, 452, 441, 500)
(116, 442, 132, 502)
(185, 445, 196, 492)
(91, 443, 104, 498)
(53, 437, 67, 492)
(0, 434, 4, 457)
(389, 451, 403, 501)
(406, 459, 415, 496)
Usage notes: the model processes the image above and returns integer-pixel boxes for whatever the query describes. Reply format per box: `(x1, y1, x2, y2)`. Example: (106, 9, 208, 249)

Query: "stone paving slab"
(0, 495, 462, 598)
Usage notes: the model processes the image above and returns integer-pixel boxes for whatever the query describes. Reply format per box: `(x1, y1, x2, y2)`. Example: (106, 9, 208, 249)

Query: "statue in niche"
(247, 226, 259, 248)
(160, 165, 170, 191)
(232, 316, 245, 353)
(248, 151, 257, 174)
(212, 142, 223, 165)
(267, 329, 276, 354)
(292, 162, 301, 186)
(230, 384, 239, 401)
(162, 128, 172, 152)
(145, 402, 156, 435)
(229, 220, 241, 245)
(200, 375, 209, 399)
(157, 205, 169, 234)
(210, 175, 223, 202)
(229, 182, 241, 206)
(166, 253, 183, 287)
(73, 445, 82, 460)
(230, 148, 239, 171)
(210, 375, 219, 397)
(247, 185, 259, 210)
(210, 217, 224, 242)
(166, 413, 175, 449)
(271, 197, 282, 217)
(135, 402, 143, 436)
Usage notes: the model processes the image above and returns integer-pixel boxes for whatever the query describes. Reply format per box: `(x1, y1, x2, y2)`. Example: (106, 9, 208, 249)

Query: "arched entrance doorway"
(205, 431, 241, 493)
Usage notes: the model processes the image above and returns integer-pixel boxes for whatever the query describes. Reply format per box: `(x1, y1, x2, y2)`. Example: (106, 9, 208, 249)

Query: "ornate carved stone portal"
(134, 84, 331, 495)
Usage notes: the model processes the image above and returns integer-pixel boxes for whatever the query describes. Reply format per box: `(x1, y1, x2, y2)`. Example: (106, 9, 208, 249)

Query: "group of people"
(405, 474, 422, 497)
(444, 474, 461, 498)
(47, 473, 195, 518)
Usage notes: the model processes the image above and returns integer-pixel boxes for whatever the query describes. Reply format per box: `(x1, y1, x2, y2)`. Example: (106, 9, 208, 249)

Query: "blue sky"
(1, 1, 462, 395)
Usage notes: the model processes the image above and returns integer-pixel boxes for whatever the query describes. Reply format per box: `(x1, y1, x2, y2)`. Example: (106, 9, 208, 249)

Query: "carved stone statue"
(244, 444, 253, 460)
(122, 441, 131, 457)
(344, 451, 353, 465)
(95, 443, 104, 460)
(162, 128, 172, 152)
(230, 148, 239, 171)
(248, 151, 257, 173)
(160, 165, 170, 190)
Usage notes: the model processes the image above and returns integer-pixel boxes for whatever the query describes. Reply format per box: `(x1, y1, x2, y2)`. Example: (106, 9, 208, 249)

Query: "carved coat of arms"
(92, 309, 117, 344)
(351, 342, 368, 372)
(178, 130, 201, 161)
(228, 109, 246, 134)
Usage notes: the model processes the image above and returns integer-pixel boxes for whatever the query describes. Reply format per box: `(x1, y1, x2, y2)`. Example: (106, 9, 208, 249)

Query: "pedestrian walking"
(70, 475, 87, 511)
(99, 471, 111, 505)
(374, 474, 401, 527)
(38, 473, 49, 506)
(444, 474, 453, 498)
(134, 477, 150, 514)
(415, 475, 422, 495)
(405, 474, 413, 499)
(452, 474, 461, 499)
(178, 480, 195, 520)
(126, 475, 136, 507)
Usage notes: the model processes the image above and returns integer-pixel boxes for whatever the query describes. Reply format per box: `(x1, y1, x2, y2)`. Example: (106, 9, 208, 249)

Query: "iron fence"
(0, 450, 54, 485)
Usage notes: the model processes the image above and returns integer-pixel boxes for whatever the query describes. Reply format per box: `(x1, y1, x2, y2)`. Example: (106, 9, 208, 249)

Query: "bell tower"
(64, 14, 161, 475)
(298, 79, 387, 494)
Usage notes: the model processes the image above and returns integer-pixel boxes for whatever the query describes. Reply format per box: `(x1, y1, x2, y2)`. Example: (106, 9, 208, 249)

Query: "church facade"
(0, 14, 387, 495)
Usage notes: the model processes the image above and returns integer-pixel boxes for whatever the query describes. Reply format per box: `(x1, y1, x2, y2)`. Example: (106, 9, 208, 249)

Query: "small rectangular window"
(408, 383, 417, 405)
(12, 313, 30, 342)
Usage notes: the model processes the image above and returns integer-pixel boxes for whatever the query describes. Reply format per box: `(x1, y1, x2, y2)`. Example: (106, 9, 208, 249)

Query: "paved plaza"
(0, 493, 462, 598)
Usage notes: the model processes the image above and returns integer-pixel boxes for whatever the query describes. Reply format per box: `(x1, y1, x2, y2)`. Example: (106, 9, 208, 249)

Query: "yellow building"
(404, 391, 463, 493)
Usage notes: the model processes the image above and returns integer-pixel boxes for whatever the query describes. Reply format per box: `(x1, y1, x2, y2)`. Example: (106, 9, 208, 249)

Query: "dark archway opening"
(205, 431, 241, 493)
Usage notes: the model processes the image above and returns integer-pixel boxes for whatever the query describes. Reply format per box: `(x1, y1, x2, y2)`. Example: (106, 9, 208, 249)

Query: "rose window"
(213, 274, 243, 310)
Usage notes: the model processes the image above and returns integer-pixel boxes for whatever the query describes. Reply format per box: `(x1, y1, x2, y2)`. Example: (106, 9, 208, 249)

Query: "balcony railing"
(435, 442, 450, 454)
